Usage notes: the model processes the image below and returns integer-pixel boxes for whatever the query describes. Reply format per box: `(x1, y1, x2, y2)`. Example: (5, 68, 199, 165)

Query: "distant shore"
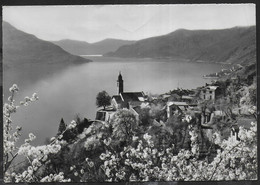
(80, 55, 233, 65)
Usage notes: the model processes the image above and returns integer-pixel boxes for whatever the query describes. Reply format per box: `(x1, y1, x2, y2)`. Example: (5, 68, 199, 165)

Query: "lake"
(5, 57, 225, 145)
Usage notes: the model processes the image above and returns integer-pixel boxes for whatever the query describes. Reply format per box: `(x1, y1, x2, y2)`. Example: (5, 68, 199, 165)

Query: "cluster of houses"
(203, 64, 243, 79)
(95, 73, 222, 126)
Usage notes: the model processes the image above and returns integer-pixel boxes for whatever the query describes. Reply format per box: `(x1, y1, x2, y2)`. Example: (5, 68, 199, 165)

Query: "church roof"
(129, 101, 143, 108)
(121, 92, 145, 102)
(112, 92, 145, 105)
(112, 95, 123, 103)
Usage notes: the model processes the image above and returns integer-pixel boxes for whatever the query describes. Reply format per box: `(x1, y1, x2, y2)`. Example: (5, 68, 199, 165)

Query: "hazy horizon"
(3, 4, 255, 43)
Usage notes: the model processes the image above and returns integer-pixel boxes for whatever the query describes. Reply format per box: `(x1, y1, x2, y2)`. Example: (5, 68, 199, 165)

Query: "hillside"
(2, 22, 92, 91)
(105, 26, 256, 65)
(3, 22, 92, 65)
(53, 38, 135, 55)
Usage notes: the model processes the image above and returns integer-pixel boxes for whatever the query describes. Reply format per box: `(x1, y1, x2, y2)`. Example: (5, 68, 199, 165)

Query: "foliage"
(98, 122, 257, 181)
(150, 104, 167, 122)
(3, 85, 74, 183)
(110, 109, 138, 146)
(59, 115, 92, 143)
(3, 84, 258, 183)
(96, 90, 111, 109)
(165, 114, 190, 150)
(138, 107, 152, 127)
(169, 88, 193, 97)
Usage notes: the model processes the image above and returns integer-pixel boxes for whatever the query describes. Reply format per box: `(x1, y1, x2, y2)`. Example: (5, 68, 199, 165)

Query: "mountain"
(3, 21, 92, 66)
(53, 38, 135, 55)
(105, 26, 256, 65)
(2, 22, 91, 90)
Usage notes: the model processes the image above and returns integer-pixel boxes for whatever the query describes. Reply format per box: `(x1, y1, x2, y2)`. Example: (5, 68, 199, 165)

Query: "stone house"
(200, 85, 220, 102)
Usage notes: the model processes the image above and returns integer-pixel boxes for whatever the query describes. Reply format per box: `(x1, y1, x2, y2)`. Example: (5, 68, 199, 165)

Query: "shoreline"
(80, 55, 232, 65)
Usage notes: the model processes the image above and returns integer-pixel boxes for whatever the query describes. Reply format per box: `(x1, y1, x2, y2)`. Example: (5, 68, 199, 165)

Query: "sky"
(3, 4, 256, 43)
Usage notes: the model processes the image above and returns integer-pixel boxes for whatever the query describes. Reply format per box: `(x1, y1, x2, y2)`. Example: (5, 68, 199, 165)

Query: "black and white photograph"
(2, 3, 257, 183)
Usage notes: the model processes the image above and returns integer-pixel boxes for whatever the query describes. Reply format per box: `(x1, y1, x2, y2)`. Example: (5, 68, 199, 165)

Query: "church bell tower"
(117, 72, 123, 94)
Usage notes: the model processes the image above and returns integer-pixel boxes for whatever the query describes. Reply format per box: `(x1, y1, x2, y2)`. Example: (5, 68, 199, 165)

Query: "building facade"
(200, 86, 219, 101)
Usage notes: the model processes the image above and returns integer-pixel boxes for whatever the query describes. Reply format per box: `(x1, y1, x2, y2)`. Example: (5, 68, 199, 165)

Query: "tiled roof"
(182, 95, 193, 99)
(132, 106, 142, 114)
(207, 86, 218, 90)
(121, 92, 144, 102)
(202, 86, 218, 90)
(167, 101, 188, 107)
(129, 101, 142, 107)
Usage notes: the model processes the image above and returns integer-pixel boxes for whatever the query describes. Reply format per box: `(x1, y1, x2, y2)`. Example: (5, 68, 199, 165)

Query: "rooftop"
(167, 101, 188, 107)
(121, 92, 145, 102)
(97, 106, 116, 112)
(182, 95, 193, 100)
(202, 86, 218, 91)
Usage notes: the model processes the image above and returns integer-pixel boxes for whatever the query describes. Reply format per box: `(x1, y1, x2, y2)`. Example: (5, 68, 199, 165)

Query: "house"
(181, 95, 194, 103)
(168, 94, 181, 101)
(95, 107, 116, 122)
(162, 94, 171, 100)
(167, 101, 189, 119)
(200, 85, 220, 102)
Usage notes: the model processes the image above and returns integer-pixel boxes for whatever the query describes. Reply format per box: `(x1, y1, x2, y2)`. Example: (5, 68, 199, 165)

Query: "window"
(96, 112, 106, 121)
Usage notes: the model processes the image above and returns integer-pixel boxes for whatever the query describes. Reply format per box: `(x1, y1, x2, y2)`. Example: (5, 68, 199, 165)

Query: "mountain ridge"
(2, 21, 92, 90)
(3, 21, 92, 65)
(104, 26, 256, 65)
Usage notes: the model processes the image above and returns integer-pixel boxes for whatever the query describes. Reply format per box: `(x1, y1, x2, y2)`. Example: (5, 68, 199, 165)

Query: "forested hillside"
(105, 26, 256, 65)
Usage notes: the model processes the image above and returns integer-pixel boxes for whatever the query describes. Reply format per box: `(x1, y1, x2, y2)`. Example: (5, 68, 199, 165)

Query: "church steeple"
(117, 71, 123, 94)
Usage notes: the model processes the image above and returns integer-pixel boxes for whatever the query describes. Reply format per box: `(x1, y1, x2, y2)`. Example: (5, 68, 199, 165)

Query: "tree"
(110, 109, 137, 145)
(249, 85, 256, 105)
(150, 103, 166, 122)
(96, 91, 111, 110)
(57, 118, 66, 135)
(138, 107, 152, 127)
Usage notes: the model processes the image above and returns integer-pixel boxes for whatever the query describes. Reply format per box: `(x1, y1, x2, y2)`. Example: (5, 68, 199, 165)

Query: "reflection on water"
(7, 57, 224, 145)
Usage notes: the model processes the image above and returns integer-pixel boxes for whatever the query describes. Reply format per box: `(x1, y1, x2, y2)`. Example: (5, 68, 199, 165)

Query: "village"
(203, 64, 243, 79)
(94, 71, 253, 150)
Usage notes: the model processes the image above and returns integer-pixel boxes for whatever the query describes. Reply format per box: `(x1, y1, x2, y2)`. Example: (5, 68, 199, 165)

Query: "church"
(95, 72, 148, 122)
